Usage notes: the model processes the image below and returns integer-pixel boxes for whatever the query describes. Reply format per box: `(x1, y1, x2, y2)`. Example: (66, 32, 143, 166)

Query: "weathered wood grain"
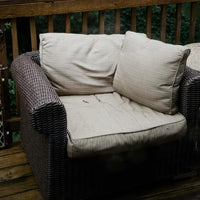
(160, 5, 167, 42)
(0, 152, 28, 169)
(115, 9, 120, 34)
(146, 6, 152, 38)
(0, 176, 38, 198)
(131, 7, 137, 32)
(11, 18, 19, 59)
(0, 143, 42, 199)
(175, 3, 182, 44)
(0, 20, 10, 121)
(48, 15, 54, 33)
(1, 189, 43, 200)
(99, 10, 104, 34)
(65, 13, 71, 33)
(189, 2, 197, 43)
(0, 142, 23, 157)
(0, 164, 32, 182)
(82, 12, 88, 34)
(0, 143, 200, 200)
(30, 17, 37, 50)
(0, 0, 199, 19)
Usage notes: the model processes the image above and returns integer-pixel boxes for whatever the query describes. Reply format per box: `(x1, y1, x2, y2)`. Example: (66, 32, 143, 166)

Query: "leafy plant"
(8, 79, 16, 111)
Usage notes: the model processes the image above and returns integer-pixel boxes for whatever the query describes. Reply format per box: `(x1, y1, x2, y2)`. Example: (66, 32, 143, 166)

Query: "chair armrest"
(11, 51, 66, 135)
(179, 67, 200, 130)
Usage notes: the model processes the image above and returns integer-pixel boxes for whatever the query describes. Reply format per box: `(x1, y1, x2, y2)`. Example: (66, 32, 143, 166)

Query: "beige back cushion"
(113, 31, 190, 115)
(185, 43, 200, 71)
(40, 33, 124, 95)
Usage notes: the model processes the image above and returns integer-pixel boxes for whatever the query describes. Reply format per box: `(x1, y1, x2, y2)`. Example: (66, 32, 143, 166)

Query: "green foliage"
(88, 11, 99, 34)
(70, 13, 82, 33)
(12, 131, 21, 142)
(4, 22, 11, 31)
(8, 79, 16, 108)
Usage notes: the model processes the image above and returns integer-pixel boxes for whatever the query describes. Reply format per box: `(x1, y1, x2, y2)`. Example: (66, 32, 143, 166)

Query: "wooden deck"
(1, 142, 200, 200)
(0, 142, 43, 200)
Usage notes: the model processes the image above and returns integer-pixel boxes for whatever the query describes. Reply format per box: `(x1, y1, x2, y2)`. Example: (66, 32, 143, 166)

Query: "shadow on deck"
(0, 142, 200, 200)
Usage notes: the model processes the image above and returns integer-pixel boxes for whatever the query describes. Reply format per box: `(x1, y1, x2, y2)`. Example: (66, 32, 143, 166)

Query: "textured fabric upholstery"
(59, 92, 187, 158)
(113, 31, 190, 115)
(40, 33, 123, 95)
(185, 43, 200, 71)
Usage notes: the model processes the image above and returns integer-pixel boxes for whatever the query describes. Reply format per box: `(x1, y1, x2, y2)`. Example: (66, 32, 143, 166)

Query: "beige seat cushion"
(185, 43, 200, 71)
(113, 31, 190, 115)
(59, 92, 186, 158)
(39, 33, 123, 95)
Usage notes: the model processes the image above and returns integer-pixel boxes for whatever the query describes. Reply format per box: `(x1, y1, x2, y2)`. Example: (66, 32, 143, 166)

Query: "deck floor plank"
(0, 142, 200, 200)
(0, 175, 39, 198)
(0, 152, 28, 169)
(0, 164, 32, 182)
(0, 189, 43, 200)
(0, 143, 23, 157)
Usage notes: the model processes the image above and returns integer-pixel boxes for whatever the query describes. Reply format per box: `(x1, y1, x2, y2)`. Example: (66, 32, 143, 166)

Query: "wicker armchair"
(11, 49, 200, 200)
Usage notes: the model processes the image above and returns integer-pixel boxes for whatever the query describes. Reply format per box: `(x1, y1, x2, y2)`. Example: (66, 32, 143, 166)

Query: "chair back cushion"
(185, 43, 200, 71)
(40, 33, 123, 95)
(113, 31, 190, 114)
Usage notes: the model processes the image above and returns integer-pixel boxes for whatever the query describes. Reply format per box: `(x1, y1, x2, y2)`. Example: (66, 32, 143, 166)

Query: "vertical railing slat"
(115, 9, 120, 34)
(160, 5, 167, 42)
(99, 11, 105, 34)
(66, 14, 71, 33)
(0, 20, 9, 121)
(11, 19, 19, 59)
(0, 20, 8, 68)
(189, 2, 197, 43)
(48, 15, 54, 32)
(175, 4, 182, 44)
(29, 17, 37, 51)
(82, 12, 88, 34)
(146, 6, 152, 38)
(131, 7, 137, 32)
(11, 18, 20, 115)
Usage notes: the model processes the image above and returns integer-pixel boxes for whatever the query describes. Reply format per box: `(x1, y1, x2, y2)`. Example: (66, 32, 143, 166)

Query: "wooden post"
(146, 6, 152, 38)
(160, 5, 167, 42)
(115, 9, 120, 34)
(0, 20, 12, 146)
(48, 15, 54, 33)
(66, 14, 71, 33)
(82, 12, 88, 34)
(175, 4, 182, 44)
(131, 7, 137, 32)
(99, 10, 105, 34)
(189, 2, 197, 43)
(30, 17, 38, 50)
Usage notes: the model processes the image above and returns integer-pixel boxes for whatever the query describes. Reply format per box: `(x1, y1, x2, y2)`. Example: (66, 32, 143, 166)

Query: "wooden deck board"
(0, 142, 200, 200)
(0, 142, 43, 200)
(0, 143, 23, 157)
(1, 189, 43, 200)
(0, 164, 32, 182)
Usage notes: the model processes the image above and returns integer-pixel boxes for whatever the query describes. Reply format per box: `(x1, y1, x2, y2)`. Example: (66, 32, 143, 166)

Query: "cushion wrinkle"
(60, 92, 187, 157)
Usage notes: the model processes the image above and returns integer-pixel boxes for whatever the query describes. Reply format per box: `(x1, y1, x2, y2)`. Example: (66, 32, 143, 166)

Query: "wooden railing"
(0, 0, 199, 143)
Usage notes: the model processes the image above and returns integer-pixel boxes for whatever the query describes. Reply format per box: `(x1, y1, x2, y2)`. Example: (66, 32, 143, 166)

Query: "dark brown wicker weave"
(11, 51, 200, 200)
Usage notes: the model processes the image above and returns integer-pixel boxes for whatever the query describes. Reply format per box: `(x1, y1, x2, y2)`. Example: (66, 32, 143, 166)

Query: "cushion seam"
(170, 53, 183, 114)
